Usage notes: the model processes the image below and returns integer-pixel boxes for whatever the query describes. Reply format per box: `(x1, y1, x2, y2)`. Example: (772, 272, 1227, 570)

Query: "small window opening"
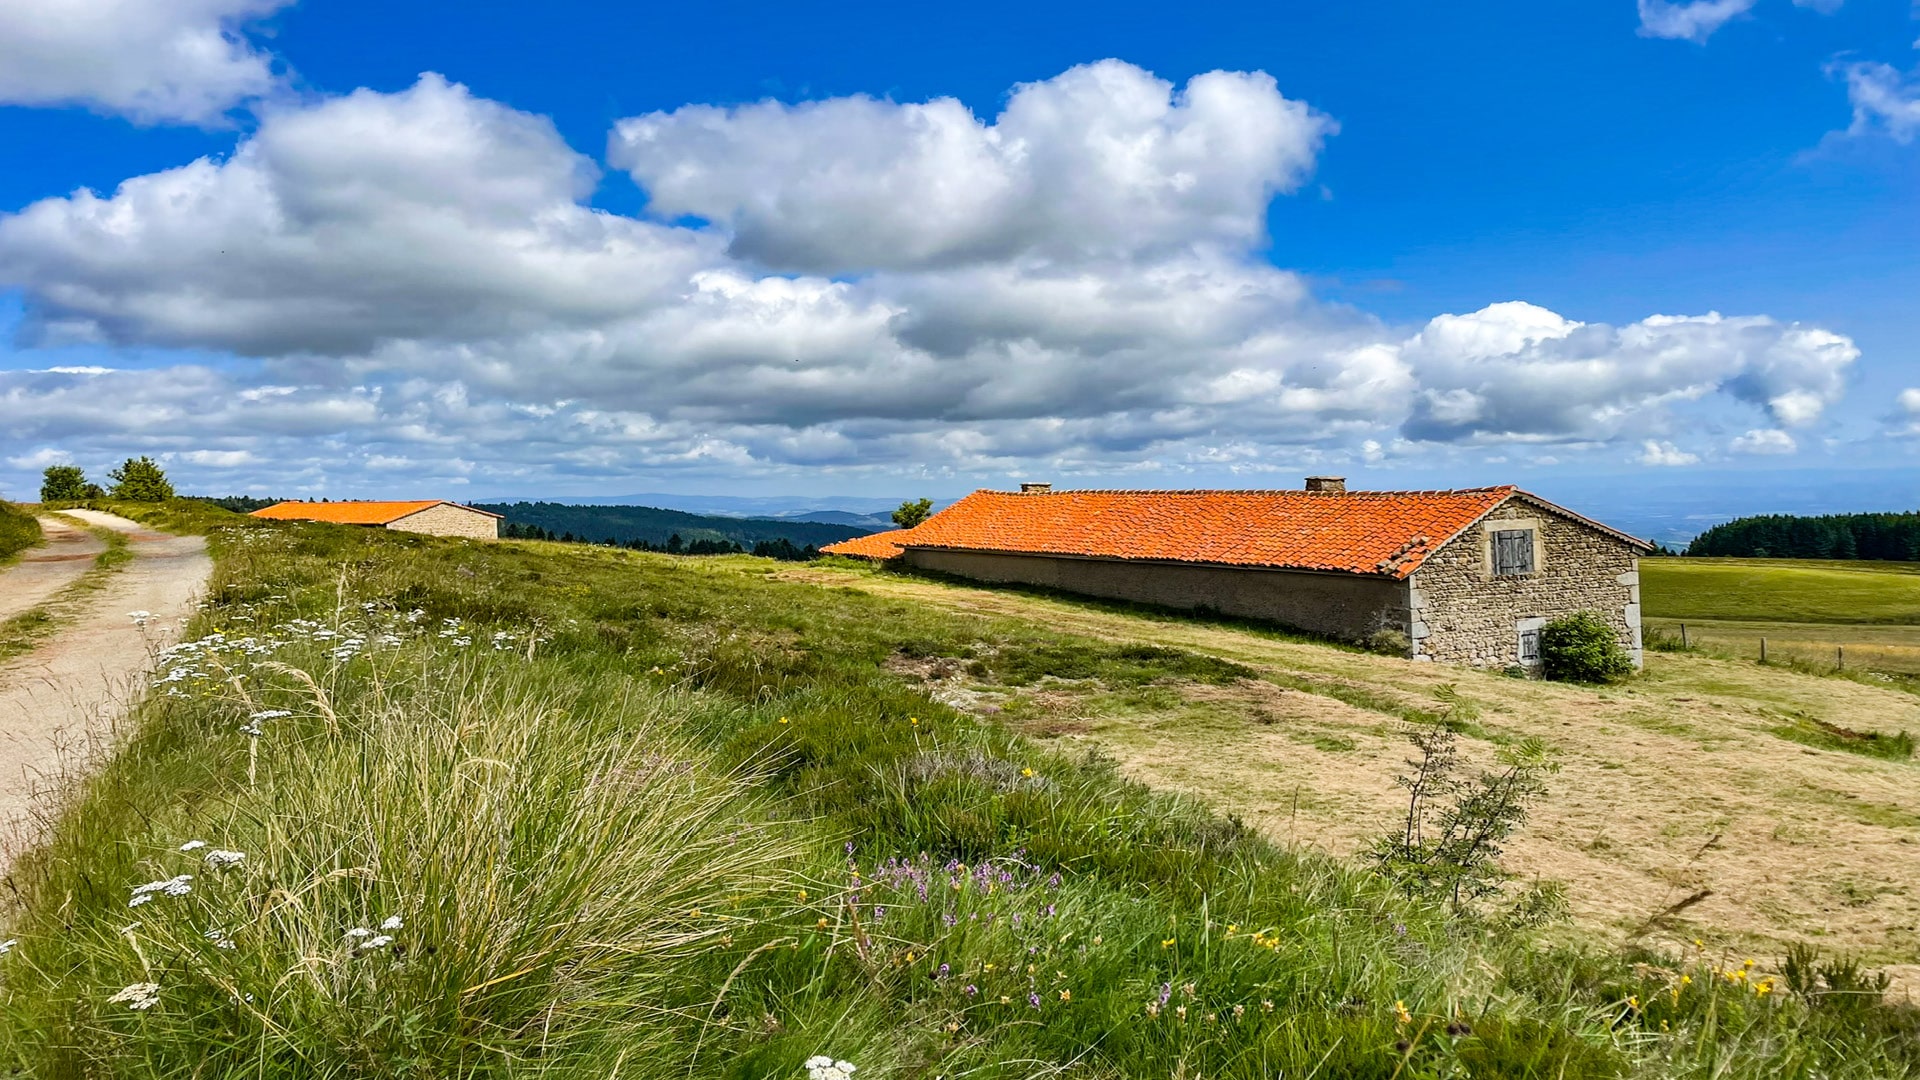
(1492, 529, 1535, 577)
(1518, 628, 1542, 663)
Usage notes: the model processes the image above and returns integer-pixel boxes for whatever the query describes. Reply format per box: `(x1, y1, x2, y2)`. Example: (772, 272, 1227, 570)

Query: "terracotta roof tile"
(250, 500, 500, 525)
(820, 528, 914, 559)
(857, 487, 1534, 579)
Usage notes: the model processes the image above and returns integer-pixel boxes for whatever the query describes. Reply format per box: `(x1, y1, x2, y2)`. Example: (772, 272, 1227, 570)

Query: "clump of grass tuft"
(1771, 713, 1914, 761)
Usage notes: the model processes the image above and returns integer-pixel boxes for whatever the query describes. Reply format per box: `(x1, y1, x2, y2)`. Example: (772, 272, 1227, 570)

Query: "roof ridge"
(978, 486, 1516, 497)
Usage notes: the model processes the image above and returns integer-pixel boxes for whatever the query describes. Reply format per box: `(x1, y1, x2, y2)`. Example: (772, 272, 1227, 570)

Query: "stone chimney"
(1019, 482, 1053, 493)
(1304, 476, 1346, 493)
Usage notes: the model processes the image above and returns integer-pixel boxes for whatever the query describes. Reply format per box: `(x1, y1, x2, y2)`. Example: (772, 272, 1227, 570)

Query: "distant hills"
(471, 501, 878, 548)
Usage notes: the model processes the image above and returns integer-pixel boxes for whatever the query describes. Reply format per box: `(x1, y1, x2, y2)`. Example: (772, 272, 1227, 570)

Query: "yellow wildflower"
(1162, 938, 1176, 949)
(1059, 990, 1072, 1002)
(1395, 1000, 1412, 1025)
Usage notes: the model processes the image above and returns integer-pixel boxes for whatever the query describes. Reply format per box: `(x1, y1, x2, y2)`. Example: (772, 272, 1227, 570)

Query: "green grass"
(0, 500, 41, 565)
(1643, 558, 1920, 624)
(0, 524, 1915, 1077)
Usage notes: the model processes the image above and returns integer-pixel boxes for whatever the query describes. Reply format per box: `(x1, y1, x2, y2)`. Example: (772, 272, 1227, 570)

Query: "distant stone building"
(823, 479, 1649, 669)
(250, 500, 501, 540)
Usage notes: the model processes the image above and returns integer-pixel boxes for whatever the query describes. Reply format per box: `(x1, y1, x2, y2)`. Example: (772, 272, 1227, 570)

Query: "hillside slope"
(475, 500, 873, 547)
(0, 514, 1913, 1077)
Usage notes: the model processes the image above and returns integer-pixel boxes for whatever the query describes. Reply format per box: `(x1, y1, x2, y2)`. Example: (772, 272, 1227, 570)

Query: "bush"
(108, 456, 175, 502)
(1539, 611, 1634, 683)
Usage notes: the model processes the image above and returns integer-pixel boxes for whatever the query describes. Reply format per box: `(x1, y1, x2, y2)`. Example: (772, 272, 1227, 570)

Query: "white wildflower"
(108, 982, 161, 1010)
(130, 874, 193, 906)
(344, 927, 372, 939)
(0, 937, 17, 955)
(178, 840, 207, 852)
(802, 1056, 857, 1080)
(249, 710, 291, 721)
(128, 611, 151, 626)
(362, 934, 394, 949)
(204, 849, 246, 869)
(204, 927, 236, 950)
(380, 915, 403, 930)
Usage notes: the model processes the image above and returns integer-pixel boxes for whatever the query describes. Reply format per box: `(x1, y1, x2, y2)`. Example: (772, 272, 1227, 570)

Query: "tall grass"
(0, 500, 41, 563)
(1, 517, 1916, 1077)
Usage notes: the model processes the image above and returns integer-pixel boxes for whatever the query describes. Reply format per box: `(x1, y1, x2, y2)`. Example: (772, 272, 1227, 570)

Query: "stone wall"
(1408, 498, 1641, 668)
(903, 548, 1408, 640)
(386, 503, 499, 539)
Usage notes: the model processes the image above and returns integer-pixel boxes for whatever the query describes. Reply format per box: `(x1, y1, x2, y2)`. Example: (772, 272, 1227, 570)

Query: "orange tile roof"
(820, 528, 914, 559)
(249, 500, 500, 525)
(858, 487, 1547, 579)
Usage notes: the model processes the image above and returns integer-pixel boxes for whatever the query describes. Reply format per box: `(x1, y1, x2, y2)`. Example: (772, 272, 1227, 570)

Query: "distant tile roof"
(821, 528, 914, 560)
(825, 486, 1644, 579)
(249, 500, 502, 525)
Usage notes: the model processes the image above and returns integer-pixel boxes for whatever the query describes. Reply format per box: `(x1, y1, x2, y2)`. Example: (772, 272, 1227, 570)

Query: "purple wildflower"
(937, 963, 950, 980)
(964, 984, 978, 997)
(1029, 992, 1042, 1009)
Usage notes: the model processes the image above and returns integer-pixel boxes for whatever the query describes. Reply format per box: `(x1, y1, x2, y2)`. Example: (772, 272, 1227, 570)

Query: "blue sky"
(0, 0, 1916, 537)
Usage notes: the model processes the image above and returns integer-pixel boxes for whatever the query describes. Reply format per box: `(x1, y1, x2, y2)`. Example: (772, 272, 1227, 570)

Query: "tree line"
(500, 522, 822, 561)
(1685, 511, 1920, 561)
(38, 459, 175, 502)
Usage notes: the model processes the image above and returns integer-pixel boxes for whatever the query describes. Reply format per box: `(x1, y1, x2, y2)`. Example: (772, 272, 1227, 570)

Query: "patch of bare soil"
(826, 567, 1920, 996)
(0, 513, 209, 873)
(0, 516, 106, 622)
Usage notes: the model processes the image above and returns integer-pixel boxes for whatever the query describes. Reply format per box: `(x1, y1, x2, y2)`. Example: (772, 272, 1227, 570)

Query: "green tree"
(891, 497, 933, 529)
(40, 464, 90, 502)
(107, 456, 175, 502)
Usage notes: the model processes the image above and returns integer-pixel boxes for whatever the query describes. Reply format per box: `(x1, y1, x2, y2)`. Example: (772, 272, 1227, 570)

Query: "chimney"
(1019, 482, 1052, 493)
(1305, 476, 1346, 493)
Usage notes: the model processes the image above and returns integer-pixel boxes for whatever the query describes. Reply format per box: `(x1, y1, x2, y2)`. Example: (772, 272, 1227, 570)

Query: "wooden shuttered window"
(1491, 529, 1535, 576)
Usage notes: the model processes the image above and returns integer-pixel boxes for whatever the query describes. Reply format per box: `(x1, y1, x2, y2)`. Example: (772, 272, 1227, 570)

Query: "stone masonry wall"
(903, 549, 1409, 640)
(1408, 498, 1641, 668)
(385, 503, 499, 539)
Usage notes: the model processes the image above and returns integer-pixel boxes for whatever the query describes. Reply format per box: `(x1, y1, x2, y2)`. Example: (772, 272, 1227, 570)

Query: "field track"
(0, 511, 209, 870)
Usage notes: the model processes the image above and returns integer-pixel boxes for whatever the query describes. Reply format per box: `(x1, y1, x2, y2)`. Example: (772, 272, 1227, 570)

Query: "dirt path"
(786, 566, 1920, 994)
(0, 512, 209, 868)
(0, 515, 106, 622)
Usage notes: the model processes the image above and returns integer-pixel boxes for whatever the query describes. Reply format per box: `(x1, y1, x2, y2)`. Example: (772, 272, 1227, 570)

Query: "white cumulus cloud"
(1636, 0, 1757, 42)
(0, 63, 1869, 493)
(1396, 302, 1855, 443)
(0, 0, 292, 124)
(1729, 428, 1797, 454)
(1637, 440, 1701, 466)
(610, 60, 1333, 273)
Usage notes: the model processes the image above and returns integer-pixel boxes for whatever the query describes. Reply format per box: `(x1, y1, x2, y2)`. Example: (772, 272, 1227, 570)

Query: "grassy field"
(1642, 557, 1920, 675)
(1642, 557, 1920, 624)
(0, 504, 1914, 1078)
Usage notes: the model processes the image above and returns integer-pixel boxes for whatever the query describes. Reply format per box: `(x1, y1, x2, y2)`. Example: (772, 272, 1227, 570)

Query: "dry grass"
(786, 566, 1920, 995)
(1649, 618, 1920, 676)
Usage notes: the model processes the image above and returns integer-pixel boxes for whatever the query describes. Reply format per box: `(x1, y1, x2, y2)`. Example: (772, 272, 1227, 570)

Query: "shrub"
(1539, 611, 1634, 683)
(39, 463, 90, 502)
(107, 456, 175, 501)
(1363, 628, 1411, 656)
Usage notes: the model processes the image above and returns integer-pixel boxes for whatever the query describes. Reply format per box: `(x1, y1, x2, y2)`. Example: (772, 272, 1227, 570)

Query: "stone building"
(250, 500, 502, 539)
(823, 479, 1649, 669)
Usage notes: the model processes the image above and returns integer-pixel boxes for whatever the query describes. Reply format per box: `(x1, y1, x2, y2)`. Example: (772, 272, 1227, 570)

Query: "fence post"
(1837, 645, 1844, 671)
(1760, 637, 1767, 664)
(1680, 623, 1688, 649)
